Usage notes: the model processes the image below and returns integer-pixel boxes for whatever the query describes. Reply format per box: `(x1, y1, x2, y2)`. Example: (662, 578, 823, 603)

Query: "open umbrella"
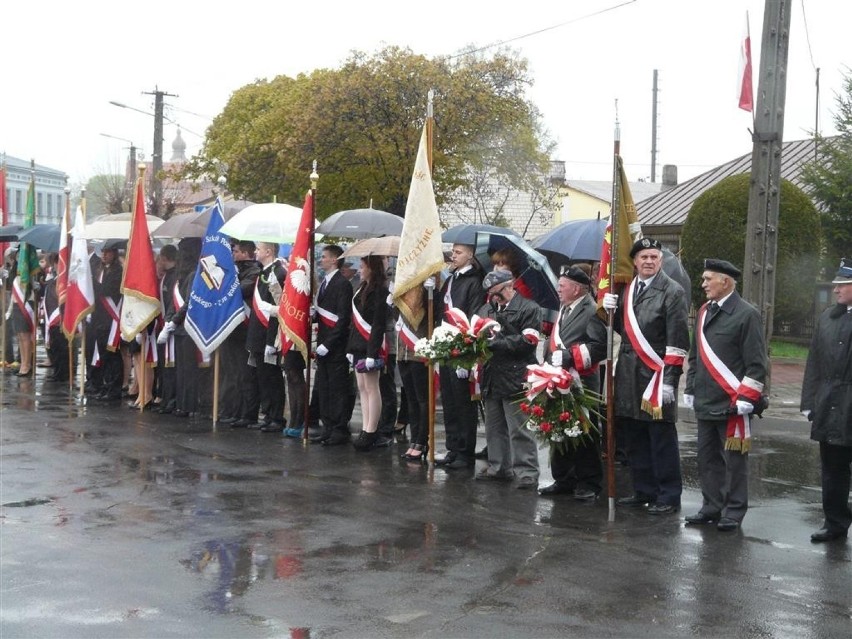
(219, 202, 304, 243)
(662, 247, 692, 308)
(341, 235, 400, 258)
(16, 223, 61, 252)
(531, 218, 608, 274)
(191, 199, 256, 227)
(474, 231, 560, 314)
(151, 213, 206, 238)
(316, 208, 402, 239)
(82, 212, 164, 240)
(0, 224, 23, 241)
(442, 223, 519, 246)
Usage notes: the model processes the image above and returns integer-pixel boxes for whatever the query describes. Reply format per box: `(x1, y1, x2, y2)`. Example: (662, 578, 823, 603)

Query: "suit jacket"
(246, 260, 286, 353)
(613, 270, 689, 422)
(544, 294, 606, 393)
(316, 270, 353, 357)
(801, 304, 852, 446)
(92, 260, 123, 333)
(477, 293, 541, 399)
(685, 291, 767, 419)
(438, 265, 484, 323)
(347, 282, 389, 358)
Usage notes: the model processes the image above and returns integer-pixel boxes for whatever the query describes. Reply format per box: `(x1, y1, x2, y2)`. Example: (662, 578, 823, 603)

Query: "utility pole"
(143, 87, 178, 217)
(743, 0, 791, 362)
(651, 69, 659, 183)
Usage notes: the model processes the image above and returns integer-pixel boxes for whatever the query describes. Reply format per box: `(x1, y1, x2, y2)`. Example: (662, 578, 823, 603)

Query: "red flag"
(738, 12, 754, 112)
(62, 206, 95, 339)
(278, 191, 314, 361)
(119, 175, 160, 341)
(56, 193, 71, 305)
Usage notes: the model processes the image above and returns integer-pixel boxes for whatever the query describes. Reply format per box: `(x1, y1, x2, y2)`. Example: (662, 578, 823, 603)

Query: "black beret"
(832, 257, 852, 284)
(629, 237, 663, 258)
(704, 258, 742, 279)
(559, 264, 591, 286)
(482, 268, 513, 290)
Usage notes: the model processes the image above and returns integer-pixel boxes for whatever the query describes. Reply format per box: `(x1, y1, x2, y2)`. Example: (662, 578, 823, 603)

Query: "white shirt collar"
(716, 291, 735, 309)
(454, 264, 472, 277)
(324, 268, 338, 283)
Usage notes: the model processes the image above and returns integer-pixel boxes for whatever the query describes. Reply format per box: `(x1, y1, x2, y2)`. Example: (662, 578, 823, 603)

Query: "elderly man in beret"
(602, 237, 690, 514)
(539, 265, 607, 500)
(476, 267, 542, 489)
(801, 257, 852, 543)
(684, 259, 767, 532)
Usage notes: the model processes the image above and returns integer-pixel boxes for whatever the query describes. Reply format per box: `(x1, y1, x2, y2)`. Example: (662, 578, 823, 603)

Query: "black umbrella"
(0, 224, 23, 241)
(531, 218, 608, 275)
(316, 208, 402, 239)
(442, 223, 519, 246)
(16, 224, 61, 253)
(662, 248, 691, 308)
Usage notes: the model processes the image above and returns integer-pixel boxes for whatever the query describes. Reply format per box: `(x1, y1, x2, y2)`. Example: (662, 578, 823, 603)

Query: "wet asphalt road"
(1, 370, 850, 638)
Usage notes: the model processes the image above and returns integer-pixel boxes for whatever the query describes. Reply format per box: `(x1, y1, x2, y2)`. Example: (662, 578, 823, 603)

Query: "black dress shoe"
(309, 432, 330, 443)
(434, 452, 457, 466)
(538, 482, 573, 496)
(230, 418, 251, 428)
(474, 447, 488, 460)
(444, 456, 474, 469)
(218, 417, 237, 425)
(260, 422, 284, 433)
(617, 495, 650, 507)
(810, 527, 848, 543)
(173, 409, 190, 418)
(648, 503, 680, 515)
(322, 432, 351, 446)
(573, 487, 599, 501)
(685, 512, 721, 525)
(716, 517, 740, 532)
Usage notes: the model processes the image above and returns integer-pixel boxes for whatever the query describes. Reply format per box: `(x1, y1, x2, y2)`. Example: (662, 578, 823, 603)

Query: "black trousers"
(218, 329, 247, 419)
(820, 442, 852, 533)
(316, 355, 352, 437)
(255, 356, 285, 426)
(438, 365, 479, 460)
(174, 334, 199, 414)
(399, 360, 429, 447)
(283, 350, 306, 429)
(378, 354, 398, 437)
(621, 417, 683, 507)
(551, 421, 602, 493)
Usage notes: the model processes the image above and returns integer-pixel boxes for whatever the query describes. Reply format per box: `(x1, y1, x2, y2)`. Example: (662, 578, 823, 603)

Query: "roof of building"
(638, 137, 821, 228)
(568, 180, 662, 204)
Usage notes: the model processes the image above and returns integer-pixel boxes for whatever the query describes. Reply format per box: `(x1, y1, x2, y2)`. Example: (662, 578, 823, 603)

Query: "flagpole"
(64, 187, 74, 396)
(605, 114, 621, 522)
(79, 191, 88, 401)
(212, 350, 220, 424)
(138, 332, 147, 411)
(304, 162, 318, 444)
(425, 89, 437, 465)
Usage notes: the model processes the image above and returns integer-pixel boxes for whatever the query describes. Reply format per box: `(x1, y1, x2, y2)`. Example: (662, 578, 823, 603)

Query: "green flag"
(18, 177, 41, 288)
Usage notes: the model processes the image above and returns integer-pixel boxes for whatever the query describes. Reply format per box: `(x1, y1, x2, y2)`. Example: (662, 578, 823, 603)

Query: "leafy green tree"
(681, 174, 821, 329)
(801, 70, 852, 277)
(183, 46, 552, 221)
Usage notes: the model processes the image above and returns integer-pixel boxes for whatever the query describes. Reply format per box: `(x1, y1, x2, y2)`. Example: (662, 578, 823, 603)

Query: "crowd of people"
(2, 236, 850, 544)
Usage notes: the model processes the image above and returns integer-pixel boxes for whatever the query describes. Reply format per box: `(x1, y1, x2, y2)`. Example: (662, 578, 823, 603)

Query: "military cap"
(704, 258, 742, 279)
(629, 237, 663, 258)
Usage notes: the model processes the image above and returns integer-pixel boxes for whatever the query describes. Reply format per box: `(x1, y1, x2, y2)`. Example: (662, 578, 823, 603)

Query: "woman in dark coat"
(347, 255, 389, 451)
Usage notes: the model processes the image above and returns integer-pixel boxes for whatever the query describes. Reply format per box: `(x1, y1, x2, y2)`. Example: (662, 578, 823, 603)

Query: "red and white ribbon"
(101, 297, 122, 352)
(316, 306, 339, 328)
(352, 295, 388, 359)
(395, 316, 420, 353)
(525, 363, 576, 400)
(443, 308, 500, 338)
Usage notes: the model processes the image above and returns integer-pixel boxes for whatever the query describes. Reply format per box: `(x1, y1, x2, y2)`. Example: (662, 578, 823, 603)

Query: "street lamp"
(99, 133, 140, 189)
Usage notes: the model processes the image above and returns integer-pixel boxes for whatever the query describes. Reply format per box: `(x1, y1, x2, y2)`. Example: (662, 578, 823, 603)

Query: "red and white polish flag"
(738, 12, 754, 113)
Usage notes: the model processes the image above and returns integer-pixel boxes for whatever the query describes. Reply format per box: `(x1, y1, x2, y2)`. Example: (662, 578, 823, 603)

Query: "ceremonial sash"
(91, 341, 101, 368)
(252, 281, 270, 328)
(11, 277, 35, 332)
(317, 306, 339, 328)
(44, 304, 60, 347)
(549, 307, 565, 352)
(442, 275, 455, 315)
(101, 297, 122, 352)
(395, 316, 420, 354)
(623, 279, 686, 419)
(172, 281, 209, 367)
(351, 293, 388, 359)
(696, 303, 763, 453)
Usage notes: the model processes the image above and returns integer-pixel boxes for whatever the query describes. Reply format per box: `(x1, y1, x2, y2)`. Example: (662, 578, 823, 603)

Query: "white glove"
(259, 300, 277, 317)
(316, 344, 329, 357)
(662, 384, 675, 405)
(801, 409, 812, 420)
(310, 305, 316, 320)
(163, 320, 176, 334)
(683, 394, 694, 409)
(602, 293, 618, 311)
(386, 293, 394, 306)
(4, 308, 11, 321)
(264, 345, 277, 359)
(346, 353, 354, 364)
(455, 367, 469, 379)
(736, 400, 754, 415)
(551, 350, 563, 367)
(156, 330, 169, 345)
(423, 277, 436, 290)
(0, 267, 8, 280)
(365, 357, 376, 371)
(135, 333, 143, 345)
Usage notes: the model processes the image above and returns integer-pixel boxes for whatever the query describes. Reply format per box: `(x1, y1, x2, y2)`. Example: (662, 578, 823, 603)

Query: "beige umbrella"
(81, 212, 164, 240)
(341, 235, 400, 258)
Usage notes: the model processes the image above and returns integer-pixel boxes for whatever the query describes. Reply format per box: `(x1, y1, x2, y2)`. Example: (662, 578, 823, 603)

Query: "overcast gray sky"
(4, 0, 849, 191)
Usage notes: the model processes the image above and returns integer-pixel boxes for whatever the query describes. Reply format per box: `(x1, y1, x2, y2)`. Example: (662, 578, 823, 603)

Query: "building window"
(47, 194, 53, 217)
(15, 190, 22, 215)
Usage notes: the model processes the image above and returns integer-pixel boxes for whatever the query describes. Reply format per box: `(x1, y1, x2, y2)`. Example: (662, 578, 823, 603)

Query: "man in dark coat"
(246, 242, 287, 432)
(539, 266, 607, 500)
(801, 257, 852, 543)
(602, 237, 689, 514)
(153, 244, 179, 413)
(477, 268, 542, 489)
(684, 259, 767, 532)
(90, 247, 124, 401)
(435, 243, 484, 469)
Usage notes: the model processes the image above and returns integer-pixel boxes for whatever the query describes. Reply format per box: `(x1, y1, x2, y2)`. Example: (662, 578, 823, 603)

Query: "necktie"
(318, 278, 327, 299)
(633, 281, 645, 305)
(705, 301, 719, 326)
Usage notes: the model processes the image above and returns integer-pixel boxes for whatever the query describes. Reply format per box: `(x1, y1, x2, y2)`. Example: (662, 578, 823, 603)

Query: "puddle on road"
(2, 497, 54, 508)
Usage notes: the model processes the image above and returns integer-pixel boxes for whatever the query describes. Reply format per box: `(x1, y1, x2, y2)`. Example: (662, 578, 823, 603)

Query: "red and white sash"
(352, 293, 388, 359)
(623, 279, 686, 419)
(43, 302, 60, 347)
(91, 341, 102, 368)
(11, 277, 35, 332)
(395, 316, 420, 354)
(252, 281, 270, 328)
(317, 305, 339, 328)
(697, 303, 763, 453)
(101, 297, 122, 352)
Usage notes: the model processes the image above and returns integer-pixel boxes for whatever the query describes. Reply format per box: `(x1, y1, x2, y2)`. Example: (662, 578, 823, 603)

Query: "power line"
(799, 0, 817, 71)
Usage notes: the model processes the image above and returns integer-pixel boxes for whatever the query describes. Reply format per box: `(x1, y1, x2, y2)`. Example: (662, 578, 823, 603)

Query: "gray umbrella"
(315, 208, 402, 239)
(191, 199, 256, 226)
(16, 224, 61, 253)
(662, 247, 691, 308)
(442, 223, 519, 246)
